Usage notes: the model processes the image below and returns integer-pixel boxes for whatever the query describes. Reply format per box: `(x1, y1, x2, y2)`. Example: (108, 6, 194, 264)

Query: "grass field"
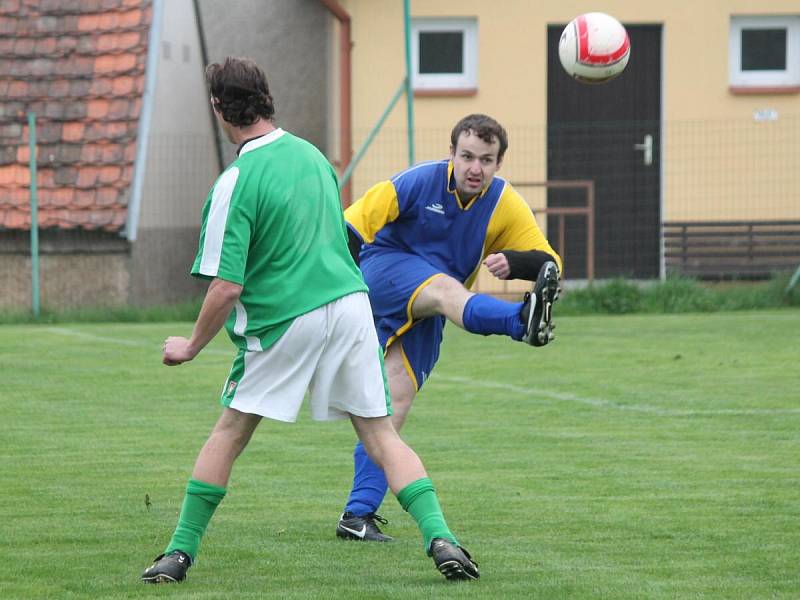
(2, 310, 799, 599)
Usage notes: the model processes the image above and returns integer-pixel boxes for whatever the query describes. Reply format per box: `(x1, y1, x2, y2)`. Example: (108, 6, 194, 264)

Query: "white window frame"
(411, 18, 478, 92)
(729, 15, 800, 88)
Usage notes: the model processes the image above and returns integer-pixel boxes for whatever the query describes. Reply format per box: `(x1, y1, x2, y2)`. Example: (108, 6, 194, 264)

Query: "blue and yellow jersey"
(345, 159, 562, 287)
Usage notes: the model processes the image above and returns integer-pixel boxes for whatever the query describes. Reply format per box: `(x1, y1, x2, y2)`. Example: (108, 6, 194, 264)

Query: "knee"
(211, 411, 258, 453)
(356, 419, 398, 468)
(413, 274, 466, 318)
(425, 275, 464, 308)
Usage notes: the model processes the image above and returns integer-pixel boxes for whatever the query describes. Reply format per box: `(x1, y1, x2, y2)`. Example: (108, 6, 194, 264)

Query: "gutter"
(319, 0, 353, 206)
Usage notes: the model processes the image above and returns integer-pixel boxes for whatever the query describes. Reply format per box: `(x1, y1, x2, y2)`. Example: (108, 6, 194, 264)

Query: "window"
(729, 15, 800, 91)
(411, 18, 477, 93)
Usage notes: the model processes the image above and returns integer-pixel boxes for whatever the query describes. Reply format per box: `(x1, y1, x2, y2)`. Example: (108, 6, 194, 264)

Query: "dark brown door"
(547, 24, 662, 279)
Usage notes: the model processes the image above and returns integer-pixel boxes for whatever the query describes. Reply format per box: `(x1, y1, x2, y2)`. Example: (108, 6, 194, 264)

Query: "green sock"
(164, 479, 227, 561)
(397, 477, 458, 555)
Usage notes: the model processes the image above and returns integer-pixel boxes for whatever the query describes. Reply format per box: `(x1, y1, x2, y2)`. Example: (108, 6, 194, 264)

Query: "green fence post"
(786, 264, 800, 297)
(27, 112, 40, 319)
(403, 0, 415, 166)
(339, 80, 406, 189)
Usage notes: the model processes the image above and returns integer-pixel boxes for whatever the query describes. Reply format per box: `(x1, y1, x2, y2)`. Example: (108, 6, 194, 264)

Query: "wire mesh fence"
(1, 113, 799, 311)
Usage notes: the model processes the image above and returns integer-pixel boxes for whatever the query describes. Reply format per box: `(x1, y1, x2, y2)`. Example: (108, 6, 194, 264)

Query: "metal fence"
(2, 113, 800, 311)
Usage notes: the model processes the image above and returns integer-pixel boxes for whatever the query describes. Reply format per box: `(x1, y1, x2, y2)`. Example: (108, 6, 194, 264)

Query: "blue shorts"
(360, 250, 447, 391)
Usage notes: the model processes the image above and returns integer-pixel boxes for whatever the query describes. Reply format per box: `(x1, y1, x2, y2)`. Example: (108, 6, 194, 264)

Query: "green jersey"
(192, 129, 367, 351)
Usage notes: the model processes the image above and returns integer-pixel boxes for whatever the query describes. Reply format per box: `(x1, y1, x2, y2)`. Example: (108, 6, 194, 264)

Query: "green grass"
(0, 297, 204, 325)
(1, 311, 799, 598)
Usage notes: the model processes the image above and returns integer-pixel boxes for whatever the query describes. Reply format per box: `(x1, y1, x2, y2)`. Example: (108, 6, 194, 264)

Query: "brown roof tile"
(0, 0, 151, 233)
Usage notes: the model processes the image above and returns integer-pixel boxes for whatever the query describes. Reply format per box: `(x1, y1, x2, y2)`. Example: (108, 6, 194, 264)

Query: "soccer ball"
(558, 12, 630, 84)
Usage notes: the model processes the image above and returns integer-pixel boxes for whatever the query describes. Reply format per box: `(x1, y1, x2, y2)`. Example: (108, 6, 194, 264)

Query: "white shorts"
(220, 292, 391, 422)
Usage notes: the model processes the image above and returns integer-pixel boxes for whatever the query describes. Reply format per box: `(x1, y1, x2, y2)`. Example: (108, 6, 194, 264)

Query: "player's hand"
(162, 336, 197, 366)
(484, 253, 511, 280)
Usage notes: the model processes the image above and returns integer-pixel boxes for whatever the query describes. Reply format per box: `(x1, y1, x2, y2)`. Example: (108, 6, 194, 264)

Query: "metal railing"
(514, 180, 595, 282)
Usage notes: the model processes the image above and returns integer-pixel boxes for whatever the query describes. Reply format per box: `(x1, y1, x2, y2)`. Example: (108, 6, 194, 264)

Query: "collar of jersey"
(446, 161, 490, 210)
(238, 128, 287, 156)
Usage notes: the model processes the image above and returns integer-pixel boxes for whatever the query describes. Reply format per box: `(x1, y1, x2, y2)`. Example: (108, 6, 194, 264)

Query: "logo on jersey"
(425, 202, 445, 215)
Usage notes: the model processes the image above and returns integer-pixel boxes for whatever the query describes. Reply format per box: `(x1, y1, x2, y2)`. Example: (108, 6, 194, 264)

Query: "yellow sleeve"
(484, 183, 563, 273)
(344, 180, 400, 244)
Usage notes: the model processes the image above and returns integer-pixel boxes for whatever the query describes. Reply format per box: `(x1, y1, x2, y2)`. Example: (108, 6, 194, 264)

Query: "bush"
(641, 277, 717, 313)
(560, 278, 643, 314)
(1, 273, 798, 323)
(558, 273, 800, 316)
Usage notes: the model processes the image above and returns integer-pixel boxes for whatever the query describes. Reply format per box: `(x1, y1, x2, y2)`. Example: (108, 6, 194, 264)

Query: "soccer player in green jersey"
(139, 57, 478, 584)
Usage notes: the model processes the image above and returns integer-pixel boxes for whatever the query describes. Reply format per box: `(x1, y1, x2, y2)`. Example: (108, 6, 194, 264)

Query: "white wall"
(198, 0, 330, 164)
(138, 0, 220, 230)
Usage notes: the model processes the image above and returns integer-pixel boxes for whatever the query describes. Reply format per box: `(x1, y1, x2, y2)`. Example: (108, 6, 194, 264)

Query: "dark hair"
(450, 114, 508, 161)
(205, 57, 275, 127)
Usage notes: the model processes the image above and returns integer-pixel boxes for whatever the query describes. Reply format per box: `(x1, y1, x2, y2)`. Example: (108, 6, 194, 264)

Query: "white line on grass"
(44, 327, 234, 356)
(43, 328, 799, 416)
(46, 326, 149, 347)
(433, 374, 800, 417)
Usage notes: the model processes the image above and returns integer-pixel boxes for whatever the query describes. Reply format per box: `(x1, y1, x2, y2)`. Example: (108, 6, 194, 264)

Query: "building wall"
(0, 253, 129, 310)
(199, 0, 330, 164)
(341, 0, 800, 223)
(130, 0, 219, 306)
(129, 0, 332, 307)
(1, 1, 333, 311)
(139, 0, 219, 231)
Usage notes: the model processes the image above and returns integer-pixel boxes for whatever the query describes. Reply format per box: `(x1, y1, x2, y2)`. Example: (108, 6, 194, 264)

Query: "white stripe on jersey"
(239, 128, 286, 156)
(199, 166, 240, 277)
(233, 300, 263, 351)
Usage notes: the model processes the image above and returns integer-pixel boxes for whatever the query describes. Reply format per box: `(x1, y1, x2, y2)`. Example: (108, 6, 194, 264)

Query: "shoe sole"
(141, 574, 182, 584)
(436, 559, 480, 581)
(336, 526, 393, 542)
(530, 262, 560, 347)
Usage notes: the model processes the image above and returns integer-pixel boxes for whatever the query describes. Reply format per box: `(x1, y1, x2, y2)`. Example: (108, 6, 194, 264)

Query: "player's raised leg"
(339, 263, 561, 540)
(413, 266, 560, 345)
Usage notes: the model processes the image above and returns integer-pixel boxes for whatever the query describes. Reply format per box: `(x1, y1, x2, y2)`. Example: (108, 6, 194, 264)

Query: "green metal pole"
(786, 263, 800, 297)
(27, 112, 40, 319)
(339, 80, 406, 189)
(403, 0, 415, 166)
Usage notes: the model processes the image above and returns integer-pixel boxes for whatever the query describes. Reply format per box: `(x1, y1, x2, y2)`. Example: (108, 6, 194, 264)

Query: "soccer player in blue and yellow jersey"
(140, 57, 478, 584)
(337, 114, 563, 541)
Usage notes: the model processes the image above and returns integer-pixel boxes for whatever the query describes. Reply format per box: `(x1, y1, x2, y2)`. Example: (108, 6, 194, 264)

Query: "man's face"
(450, 130, 502, 200)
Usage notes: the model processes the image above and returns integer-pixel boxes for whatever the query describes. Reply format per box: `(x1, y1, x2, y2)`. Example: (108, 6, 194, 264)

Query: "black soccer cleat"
(141, 550, 192, 584)
(430, 538, 479, 581)
(520, 261, 560, 346)
(336, 512, 394, 542)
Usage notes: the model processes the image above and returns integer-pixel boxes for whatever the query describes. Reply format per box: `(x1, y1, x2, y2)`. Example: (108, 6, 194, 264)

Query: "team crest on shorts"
(226, 380, 238, 396)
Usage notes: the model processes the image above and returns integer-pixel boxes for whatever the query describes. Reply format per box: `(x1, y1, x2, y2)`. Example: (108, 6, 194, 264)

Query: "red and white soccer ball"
(558, 12, 630, 84)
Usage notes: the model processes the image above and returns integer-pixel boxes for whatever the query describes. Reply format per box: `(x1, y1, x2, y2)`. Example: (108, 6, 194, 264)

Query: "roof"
(0, 0, 152, 233)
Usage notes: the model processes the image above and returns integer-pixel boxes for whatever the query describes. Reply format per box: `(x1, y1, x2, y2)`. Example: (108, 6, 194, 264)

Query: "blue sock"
(462, 294, 525, 340)
(344, 441, 388, 515)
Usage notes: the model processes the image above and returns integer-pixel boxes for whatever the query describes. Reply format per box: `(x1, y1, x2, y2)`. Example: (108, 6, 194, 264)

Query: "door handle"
(633, 134, 653, 166)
